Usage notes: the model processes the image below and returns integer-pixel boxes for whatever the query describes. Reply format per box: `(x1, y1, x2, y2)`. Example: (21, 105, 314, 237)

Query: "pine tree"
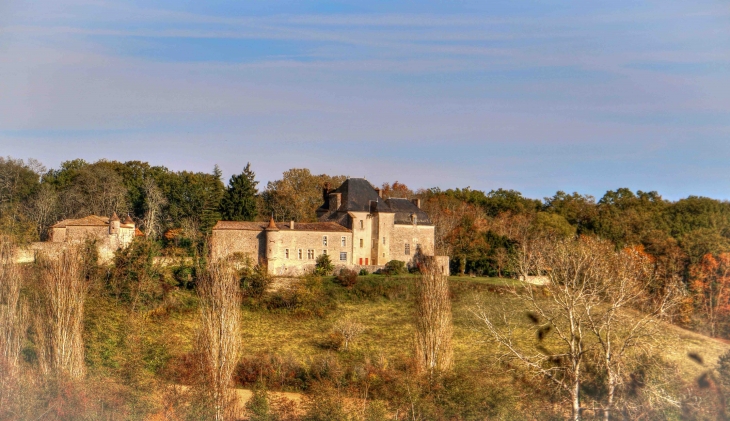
(221, 163, 259, 221)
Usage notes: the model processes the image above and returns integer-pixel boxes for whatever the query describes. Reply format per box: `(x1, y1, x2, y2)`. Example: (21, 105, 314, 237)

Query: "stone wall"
(268, 229, 353, 276)
(389, 224, 436, 266)
(210, 229, 265, 264)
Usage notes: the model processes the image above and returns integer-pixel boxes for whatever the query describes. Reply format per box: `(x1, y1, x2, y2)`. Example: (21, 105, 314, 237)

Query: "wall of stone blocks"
(268, 229, 353, 276)
(388, 224, 436, 265)
(210, 230, 265, 264)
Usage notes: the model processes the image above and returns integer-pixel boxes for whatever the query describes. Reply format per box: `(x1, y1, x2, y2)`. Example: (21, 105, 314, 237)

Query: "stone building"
(211, 178, 449, 276)
(14, 212, 140, 263)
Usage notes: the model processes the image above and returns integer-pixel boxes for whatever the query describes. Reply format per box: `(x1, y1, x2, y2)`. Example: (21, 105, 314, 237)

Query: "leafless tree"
(0, 237, 27, 403)
(34, 247, 87, 380)
(141, 178, 167, 239)
(195, 259, 242, 421)
(489, 212, 546, 280)
(414, 258, 453, 376)
(472, 236, 679, 421)
(60, 164, 128, 218)
(24, 183, 59, 240)
(332, 317, 365, 351)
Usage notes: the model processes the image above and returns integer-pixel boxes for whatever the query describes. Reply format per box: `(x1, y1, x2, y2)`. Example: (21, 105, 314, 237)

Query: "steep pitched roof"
(213, 221, 268, 231)
(51, 215, 109, 228)
(213, 220, 350, 232)
(318, 178, 392, 214)
(385, 198, 433, 225)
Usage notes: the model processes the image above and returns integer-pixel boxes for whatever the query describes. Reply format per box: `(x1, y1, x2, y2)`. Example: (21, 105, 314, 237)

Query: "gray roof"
(317, 178, 392, 213)
(385, 198, 433, 225)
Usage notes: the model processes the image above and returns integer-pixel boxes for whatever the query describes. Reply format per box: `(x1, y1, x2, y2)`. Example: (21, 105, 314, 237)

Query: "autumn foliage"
(690, 253, 730, 337)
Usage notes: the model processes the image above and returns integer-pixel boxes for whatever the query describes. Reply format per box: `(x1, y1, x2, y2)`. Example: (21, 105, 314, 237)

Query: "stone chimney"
(290, 220, 295, 230)
(329, 192, 342, 211)
(411, 198, 421, 209)
(322, 182, 331, 203)
(375, 187, 382, 198)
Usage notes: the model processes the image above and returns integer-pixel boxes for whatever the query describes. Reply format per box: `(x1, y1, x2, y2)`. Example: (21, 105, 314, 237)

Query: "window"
(341, 236, 346, 247)
(340, 252, 347, 261)
(383, 237, 386, 245)
(322, 236, 328, 246)
(360, 220, 364, 229)
(405, 244, 410, 255)
(285, 249, 289, 259)
(323, 250, 327, 255)
(307, 249, 315, 259)
(359, 238, 364, 248)
(298, 249, 302, 259)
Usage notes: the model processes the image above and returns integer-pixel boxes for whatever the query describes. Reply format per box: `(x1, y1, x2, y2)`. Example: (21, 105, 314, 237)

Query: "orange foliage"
(689, 253, 730, 337)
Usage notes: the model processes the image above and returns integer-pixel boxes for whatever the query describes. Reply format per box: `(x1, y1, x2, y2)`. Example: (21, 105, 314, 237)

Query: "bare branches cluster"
(332, 317, 365, 351)
(0, 237, 27, 403)
(414, 259, 454, 376)
(194, 259, 243, 421)
(472, 235, 678, 420)
(34, 248, 88, 380)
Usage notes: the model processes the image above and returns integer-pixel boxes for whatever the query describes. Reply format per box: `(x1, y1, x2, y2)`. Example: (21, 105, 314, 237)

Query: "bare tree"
(585, 246, 678, 421)
(414, 259, 453, 376)
(141, 178, 167, 239)
(472, 236, 679, 421)
(0, 237, 27, 405)
(24, 183, 59, 240)
(34, 247, 87, 380)
(60, 164, 128, 218)
(195, 259, 242, 421)
(332, 317, 365, 351)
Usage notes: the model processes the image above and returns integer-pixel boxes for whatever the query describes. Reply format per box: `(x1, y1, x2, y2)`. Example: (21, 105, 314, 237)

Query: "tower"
(109, 211, 120, 235)
(264, 215, 280, 271)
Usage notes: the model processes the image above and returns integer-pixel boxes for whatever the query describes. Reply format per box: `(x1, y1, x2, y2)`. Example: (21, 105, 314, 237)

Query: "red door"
(359, 258, 363, 265)
(365, 258, 369, 265)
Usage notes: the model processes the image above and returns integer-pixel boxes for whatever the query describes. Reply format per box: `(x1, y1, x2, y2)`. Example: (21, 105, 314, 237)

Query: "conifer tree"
(221, 163, 259, 221)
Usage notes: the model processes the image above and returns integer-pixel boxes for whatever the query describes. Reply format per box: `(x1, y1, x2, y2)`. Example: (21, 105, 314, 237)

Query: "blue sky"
(1, 0, 728, 200)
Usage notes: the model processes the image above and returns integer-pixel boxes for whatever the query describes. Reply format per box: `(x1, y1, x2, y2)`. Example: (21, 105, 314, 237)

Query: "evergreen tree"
(221, 163, 259, 221)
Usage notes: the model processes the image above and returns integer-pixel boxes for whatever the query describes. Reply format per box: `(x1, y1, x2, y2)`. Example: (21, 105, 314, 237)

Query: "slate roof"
(51, 215, 110, 228)
(385, 198, 433, 225)
(213, 220, 350, 232)
(317, 178, 392, 214)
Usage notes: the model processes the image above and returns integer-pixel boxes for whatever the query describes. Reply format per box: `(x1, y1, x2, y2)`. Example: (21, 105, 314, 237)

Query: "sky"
(0, 0, 729, 201)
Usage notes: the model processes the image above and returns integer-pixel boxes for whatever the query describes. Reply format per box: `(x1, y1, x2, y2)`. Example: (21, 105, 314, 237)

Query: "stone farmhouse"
(211, 178, 449, 276)
(15, 212, 140, 263)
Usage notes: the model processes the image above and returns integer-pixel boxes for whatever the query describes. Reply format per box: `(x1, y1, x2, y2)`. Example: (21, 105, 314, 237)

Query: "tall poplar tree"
(221, 163, 258, 221)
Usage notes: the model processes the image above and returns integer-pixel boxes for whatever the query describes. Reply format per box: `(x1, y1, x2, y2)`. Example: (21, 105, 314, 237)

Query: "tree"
(221, 163, 258, 221)
(59, 162, 129, 218)
(34, 248, 87, 380)
(194, 259, 242, 421)
(690, 253, 730, 337)
(262, 169, 346, 222)
(24, 183, 59, 240)
(141, 178, 167, 239)
(381, 181, 413, 199)
(332, 317, 365, 351)
(414, 259, 453, 376)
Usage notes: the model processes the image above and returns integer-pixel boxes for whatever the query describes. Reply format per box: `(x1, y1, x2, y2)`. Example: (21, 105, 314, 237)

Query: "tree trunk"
(460, 257, 466, 275)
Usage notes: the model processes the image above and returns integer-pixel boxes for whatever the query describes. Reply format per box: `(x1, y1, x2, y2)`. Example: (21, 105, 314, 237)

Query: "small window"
(383, 237, 386, 245)
(322, 236, 328, 246)
(298, 249, 303, 259)
(323, 250, 327, 255)
(360, 220, 364, 229)
(405, 244, 410, 255)
(308, 249, 315, 259)
(341, 236, 346, 247)
(340, 252, 347, 261)
(360, 238, 364, 248)
(285, 249, 289, 259)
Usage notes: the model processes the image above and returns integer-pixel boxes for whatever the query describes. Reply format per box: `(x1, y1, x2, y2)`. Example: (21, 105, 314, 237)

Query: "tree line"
(2, 156, 730, 337)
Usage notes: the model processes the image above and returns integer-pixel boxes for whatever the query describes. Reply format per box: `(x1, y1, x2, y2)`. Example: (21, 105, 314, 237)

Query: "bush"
(383, 260, 406, 276)
(241, 264, 272, 299)
(315, 254, 334, 276)
(358, 268, 369, 276)
(336, 269, 358, 288)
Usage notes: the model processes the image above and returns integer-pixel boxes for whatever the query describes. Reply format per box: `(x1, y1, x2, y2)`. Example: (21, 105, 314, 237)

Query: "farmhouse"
(211, 178, 449, 275)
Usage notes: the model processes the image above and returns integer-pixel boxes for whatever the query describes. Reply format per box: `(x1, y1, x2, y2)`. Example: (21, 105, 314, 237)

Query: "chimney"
(375, 187, 382, 198)
(329, 192, 342, 211)
(290, 220, 295, 230)
(322, 182, 331, 202)
(411, 198, 421, 209)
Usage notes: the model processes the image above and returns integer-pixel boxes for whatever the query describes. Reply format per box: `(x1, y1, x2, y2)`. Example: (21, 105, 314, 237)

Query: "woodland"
(0, 156, 729, 420)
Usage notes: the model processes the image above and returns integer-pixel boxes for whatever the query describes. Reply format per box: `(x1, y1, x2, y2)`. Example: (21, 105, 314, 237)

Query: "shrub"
(241, 264, 272, 299)
(358, 268, 369, 276)
(336, 269, 358, 288)
(383, 260, 406, 276)
(315, 254, 334, 276)
(331, 318, 365, 351)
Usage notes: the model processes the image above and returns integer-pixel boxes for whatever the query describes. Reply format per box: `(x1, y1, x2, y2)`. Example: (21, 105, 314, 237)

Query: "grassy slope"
(85, 275, 729, 407)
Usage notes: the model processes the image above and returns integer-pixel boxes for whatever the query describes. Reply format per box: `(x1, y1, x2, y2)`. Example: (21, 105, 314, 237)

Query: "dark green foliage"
(315, 253, 334, 276)
(110, 238, 170, 310)
(221, 162, 259, 221)
(241, 264, 272, 299)
(358, 268, 369, 276)
(246, 381, 272, 421)
(383, 260, 407, 276)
